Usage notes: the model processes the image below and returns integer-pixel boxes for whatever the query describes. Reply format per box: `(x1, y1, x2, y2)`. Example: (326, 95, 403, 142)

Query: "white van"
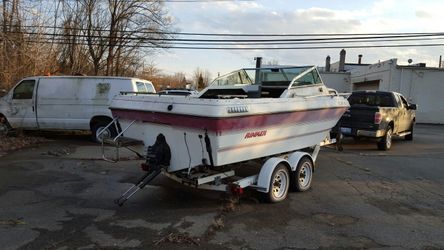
(0, 76, 156, 141)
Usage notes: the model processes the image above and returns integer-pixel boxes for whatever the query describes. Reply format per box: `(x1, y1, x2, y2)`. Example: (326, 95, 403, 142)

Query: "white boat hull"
(111, 95, 348, 172)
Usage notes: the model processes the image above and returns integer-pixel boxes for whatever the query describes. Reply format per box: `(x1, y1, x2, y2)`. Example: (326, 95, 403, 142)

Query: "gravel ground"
(0, 125, 443, 249)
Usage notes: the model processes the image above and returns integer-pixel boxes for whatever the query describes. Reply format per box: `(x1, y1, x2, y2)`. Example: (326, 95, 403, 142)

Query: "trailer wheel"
(266, 164, 290, 203)
(291, 157, 313, 192)
(377, 125, 392, 150)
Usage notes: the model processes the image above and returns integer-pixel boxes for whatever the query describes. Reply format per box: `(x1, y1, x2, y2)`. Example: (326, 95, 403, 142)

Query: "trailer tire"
(377, 125, 392, 150)
(291, 157, 313, 192)
(265, 164, 290, 203)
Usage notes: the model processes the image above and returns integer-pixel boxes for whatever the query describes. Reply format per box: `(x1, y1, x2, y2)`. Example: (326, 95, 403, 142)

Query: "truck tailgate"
(341, 106, 380, 130)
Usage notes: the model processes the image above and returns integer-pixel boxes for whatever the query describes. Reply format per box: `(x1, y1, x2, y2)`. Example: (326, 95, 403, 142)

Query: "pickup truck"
(338, 90, 417, 150)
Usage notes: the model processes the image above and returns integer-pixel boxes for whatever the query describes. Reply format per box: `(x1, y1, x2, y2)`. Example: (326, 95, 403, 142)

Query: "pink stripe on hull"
(111, 107, 346, 132)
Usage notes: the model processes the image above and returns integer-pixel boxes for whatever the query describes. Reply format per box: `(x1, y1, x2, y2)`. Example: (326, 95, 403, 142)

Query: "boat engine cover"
(146, 133, 171, 168)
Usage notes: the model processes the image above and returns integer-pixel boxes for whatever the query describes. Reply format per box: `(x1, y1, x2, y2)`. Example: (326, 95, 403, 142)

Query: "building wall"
(319, 72, 351, 93)
(348, 58, 444, 124)
(350, 59, 396, 91)
(392, 68, 444, 124)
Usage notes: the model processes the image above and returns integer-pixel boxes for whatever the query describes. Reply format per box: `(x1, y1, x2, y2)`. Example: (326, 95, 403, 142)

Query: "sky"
(152, 0, 444, 80)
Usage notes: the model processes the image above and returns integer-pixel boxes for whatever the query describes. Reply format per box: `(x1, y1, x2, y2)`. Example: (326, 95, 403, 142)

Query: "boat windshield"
(210, 67, 311, 87)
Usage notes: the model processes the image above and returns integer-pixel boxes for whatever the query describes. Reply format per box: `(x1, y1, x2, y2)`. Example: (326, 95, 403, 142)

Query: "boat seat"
(243, 85, 262, 98)
(260, 86, 288, 98)
(259, 81, 290, 98)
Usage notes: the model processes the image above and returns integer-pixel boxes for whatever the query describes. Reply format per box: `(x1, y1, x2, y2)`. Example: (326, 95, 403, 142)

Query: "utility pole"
(254, 57, 262, 84)
(254, 57, 262, 68)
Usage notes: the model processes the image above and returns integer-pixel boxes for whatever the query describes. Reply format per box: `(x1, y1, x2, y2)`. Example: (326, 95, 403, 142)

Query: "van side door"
(7, 79, 38, 129)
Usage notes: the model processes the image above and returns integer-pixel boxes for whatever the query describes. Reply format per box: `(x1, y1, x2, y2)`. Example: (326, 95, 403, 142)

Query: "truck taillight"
(374, 112, 382, 124)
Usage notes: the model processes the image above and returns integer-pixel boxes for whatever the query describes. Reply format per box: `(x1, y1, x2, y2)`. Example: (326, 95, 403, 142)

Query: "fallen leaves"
(0, 219, 26, 225)
(153, 232, 200, 246)
(0, 134, 47, 157)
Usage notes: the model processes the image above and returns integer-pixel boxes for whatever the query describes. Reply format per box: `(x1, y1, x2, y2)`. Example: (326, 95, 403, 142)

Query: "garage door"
(352, 80, 380, 91)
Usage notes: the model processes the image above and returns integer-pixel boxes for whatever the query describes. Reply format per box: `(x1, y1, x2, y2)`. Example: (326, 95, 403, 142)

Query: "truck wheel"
(291, 157, 313, 192)
(377, 126, 392, 150)
(265, 164, 290, 203)
(405, 123, 414, 141)
(92, 122, 117, 143)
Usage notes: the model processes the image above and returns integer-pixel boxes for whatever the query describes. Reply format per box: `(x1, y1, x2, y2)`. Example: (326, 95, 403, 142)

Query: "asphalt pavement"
(0, 124, 443, 249)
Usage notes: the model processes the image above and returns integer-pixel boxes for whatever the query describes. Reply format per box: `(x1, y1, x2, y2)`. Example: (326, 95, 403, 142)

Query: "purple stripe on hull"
(111, 107, 346, 132)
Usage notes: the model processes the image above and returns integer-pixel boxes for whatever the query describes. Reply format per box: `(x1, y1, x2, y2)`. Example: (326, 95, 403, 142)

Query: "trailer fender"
(256, 157, 290, 193)
(287, 152, 315, 172)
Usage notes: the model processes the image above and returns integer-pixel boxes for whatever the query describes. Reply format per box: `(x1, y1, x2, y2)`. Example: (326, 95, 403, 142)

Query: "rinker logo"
(244, 130, 267, 139)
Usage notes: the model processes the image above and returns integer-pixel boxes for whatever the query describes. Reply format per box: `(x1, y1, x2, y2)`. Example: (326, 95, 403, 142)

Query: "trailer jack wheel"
(265, 164, 289, 203)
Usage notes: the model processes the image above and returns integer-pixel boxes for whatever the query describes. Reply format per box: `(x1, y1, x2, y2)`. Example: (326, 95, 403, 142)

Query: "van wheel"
(0, 122, 9, 136)
(92, 122, 117, 143)
(0, 117, 11, 136)
(377, 125, 392, 150)
(265, 164, 290, 203)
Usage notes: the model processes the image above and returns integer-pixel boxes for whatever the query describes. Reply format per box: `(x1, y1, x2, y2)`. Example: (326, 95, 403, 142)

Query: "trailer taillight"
(374, 112, 382, 124)
(229, 184, 244, 195)
(140, 163, 150, 172)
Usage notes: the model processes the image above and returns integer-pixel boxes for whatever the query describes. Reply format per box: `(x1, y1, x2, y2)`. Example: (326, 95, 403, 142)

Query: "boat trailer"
(113, 136, 338, 206)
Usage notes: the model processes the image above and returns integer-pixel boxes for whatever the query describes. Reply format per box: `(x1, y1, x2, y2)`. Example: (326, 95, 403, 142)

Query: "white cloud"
(155, 0, 444, 77)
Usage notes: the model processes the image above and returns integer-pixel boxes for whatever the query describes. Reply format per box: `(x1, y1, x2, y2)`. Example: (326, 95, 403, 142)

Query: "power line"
(12, 33, 444, 47)
(10, 24, 444, 38)
(164, 43, 444, 50)
(4, 25, 444, 50)
(93, 37, 444, 46)
(7, 30, 444, 43)
(4, 37, 444, 50)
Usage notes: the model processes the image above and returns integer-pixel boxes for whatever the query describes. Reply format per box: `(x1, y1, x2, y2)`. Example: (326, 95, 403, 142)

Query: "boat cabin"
(198, 66, 325, 99)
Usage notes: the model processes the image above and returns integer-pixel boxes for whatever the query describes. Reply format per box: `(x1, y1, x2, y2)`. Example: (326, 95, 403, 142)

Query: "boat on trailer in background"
(100, 66, 349, 205)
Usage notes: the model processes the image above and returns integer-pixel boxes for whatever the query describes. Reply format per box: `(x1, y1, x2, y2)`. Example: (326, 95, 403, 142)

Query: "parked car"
(338, 90, 417, 150)
(0, 76, 156, 141)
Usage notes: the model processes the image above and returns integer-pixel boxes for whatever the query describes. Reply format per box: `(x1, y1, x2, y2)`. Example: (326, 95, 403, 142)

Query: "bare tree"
(0, 0, 173, 90)
(1, 0, 57, 88)
(47, 0, 173, 77)
(104, 0, 172, 76)
(193, 67, 212, 89)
